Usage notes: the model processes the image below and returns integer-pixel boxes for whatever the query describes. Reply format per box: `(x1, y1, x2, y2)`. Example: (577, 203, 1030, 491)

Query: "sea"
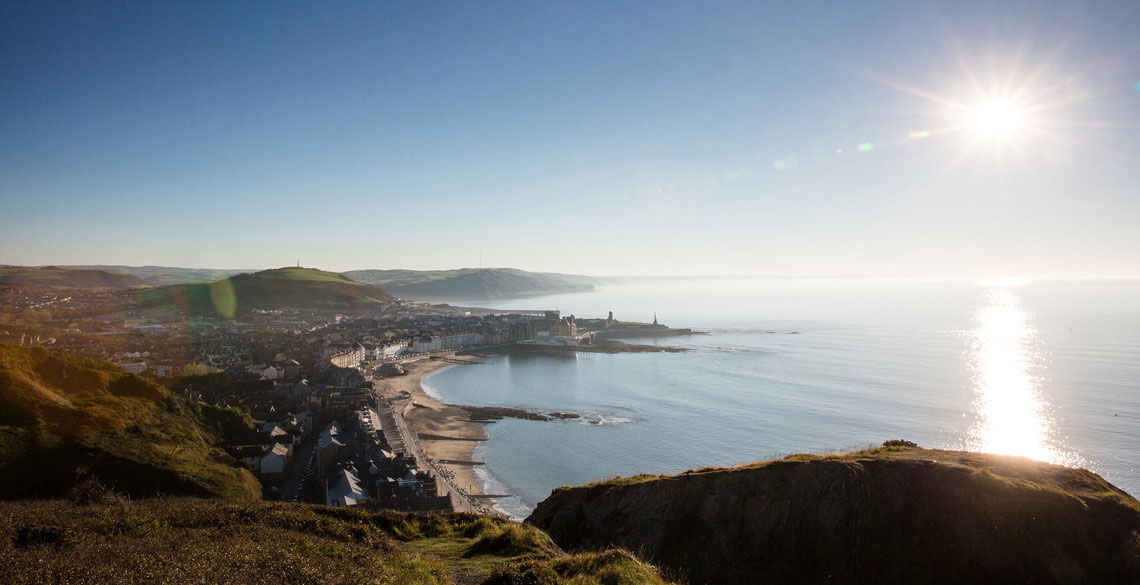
(419, 278, 1140, 519)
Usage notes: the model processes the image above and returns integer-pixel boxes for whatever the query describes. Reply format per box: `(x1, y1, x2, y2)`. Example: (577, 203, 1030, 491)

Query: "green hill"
(528, 443, 1140, 585)
(0, 499, 675, 585)
(345, 268, 596, 301)
(138, 267, 395, 317)
(0, 266, 150, 289)
(0, 344, 261, 500)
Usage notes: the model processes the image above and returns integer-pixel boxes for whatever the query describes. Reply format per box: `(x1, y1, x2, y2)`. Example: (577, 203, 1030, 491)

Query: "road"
(279, 437, 316, 502)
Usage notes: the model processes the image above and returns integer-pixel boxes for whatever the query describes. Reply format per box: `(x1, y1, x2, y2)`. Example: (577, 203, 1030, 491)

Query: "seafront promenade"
(373, 353, 499, 515)
(390, 393, 494, 514)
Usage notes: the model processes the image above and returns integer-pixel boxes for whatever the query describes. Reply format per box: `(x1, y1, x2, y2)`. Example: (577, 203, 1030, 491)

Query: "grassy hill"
(529, 443, 1140, 585)
(345, 268, 596, 301)
(0, 266, 150, 289)
(138, 267, 395, 317)
(0, 344, 261, 500)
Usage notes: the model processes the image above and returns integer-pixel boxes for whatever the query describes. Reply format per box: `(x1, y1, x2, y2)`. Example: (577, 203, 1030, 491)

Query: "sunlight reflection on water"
(966, 286, 1080, 466)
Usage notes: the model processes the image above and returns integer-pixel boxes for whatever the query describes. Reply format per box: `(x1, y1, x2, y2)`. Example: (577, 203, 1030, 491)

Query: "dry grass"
(0, 499, 676, 585)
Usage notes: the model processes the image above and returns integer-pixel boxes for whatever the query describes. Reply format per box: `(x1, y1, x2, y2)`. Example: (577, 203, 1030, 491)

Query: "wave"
(701, 345, 768, 353)
(471, 443, 533, 520)
(419, 363, 460, 401)
(574, 411, 633, 426)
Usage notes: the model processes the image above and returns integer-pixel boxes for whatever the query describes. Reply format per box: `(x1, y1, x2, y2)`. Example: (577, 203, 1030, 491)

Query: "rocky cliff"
(527, 444, 1140, 585)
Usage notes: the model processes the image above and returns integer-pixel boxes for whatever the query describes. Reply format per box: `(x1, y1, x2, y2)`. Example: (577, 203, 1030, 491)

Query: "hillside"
(138, 267, 395, 317)
(0, 344, 261, 500)
(0, 266, 149, 289)
(345, 268, 596, 301)
(70, 265, 252, 286)
(0, 498, 676, 585)
(528, 443, 1140, 585)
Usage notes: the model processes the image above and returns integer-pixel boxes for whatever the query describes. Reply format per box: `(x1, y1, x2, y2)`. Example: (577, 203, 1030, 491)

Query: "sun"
(966, 99, 1026, 141)
(870, 47, 1089, 165)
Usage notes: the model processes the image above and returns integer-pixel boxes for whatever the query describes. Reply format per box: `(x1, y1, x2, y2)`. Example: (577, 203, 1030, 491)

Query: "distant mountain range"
(0, 343, 261, 500)
(5, 264, 603, 302)
(344, 268, 597, 301)
(138, 267, 395, 317)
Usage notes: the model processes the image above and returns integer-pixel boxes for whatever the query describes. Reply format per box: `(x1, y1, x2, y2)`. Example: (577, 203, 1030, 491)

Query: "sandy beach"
(376, 354, 490, 507)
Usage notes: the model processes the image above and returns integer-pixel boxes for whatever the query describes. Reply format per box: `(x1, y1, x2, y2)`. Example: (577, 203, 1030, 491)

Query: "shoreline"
(383, 341, 688, 517)
(377, 354, 494, 514)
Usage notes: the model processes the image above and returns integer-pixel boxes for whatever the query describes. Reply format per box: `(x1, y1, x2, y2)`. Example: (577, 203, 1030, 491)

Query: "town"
(0, 285, 682, 514)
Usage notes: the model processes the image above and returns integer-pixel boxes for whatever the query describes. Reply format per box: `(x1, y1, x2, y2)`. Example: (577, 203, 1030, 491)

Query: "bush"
(12, 524, 75, 549)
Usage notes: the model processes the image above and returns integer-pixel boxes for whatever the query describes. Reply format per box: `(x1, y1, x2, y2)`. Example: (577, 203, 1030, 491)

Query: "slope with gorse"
(0, 344, 260, 500)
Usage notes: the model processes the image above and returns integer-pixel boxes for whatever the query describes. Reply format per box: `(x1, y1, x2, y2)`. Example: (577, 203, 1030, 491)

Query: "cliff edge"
(527, 443, 1140, 585)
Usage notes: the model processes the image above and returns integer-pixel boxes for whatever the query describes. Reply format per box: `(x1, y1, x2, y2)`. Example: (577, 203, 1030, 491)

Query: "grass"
(0, 499, 677, 585)
(483, 550, 676, 585)
(573, 440, 1140, 510)
(255, 267, 365, 285)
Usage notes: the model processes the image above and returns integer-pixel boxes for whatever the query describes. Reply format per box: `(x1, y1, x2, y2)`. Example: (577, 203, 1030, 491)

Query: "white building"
(379, 341, 409, 359)
(119, 362, 147, 375)
(412, 337, 441, 353)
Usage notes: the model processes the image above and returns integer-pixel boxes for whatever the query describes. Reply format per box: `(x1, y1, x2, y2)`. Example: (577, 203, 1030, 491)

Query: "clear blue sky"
(2, 1, 1138, 277)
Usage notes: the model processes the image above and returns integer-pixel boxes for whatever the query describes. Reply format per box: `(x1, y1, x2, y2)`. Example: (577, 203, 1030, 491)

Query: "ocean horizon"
(422, 277, 1140, 519)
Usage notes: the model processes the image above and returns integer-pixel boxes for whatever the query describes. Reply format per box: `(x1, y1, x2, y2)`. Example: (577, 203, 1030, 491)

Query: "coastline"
(383, 341, 688, 517)
(378, 354, 492, 513)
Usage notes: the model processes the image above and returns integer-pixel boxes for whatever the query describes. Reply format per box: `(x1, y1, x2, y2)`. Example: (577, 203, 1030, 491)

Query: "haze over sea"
(422, 278, 1140, 518)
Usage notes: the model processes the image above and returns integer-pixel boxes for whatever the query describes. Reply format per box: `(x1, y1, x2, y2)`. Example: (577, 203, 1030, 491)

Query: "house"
(283, 359, 301, 380)
(230, 445, 267, 474)
(326, 467, 369, 507)
(259, 443, 290, 481)
(259, 423, 299, 451)
(317, 421, 345, 478)
(295, 411, 314, 436)
(228, 442, 289, 480)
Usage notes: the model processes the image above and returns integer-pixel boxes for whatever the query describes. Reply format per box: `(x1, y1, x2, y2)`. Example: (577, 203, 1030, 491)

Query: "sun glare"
(967, 99, 1025, 140)
(872, 48, 1090, 165)
(965, 286, 1083, 468)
